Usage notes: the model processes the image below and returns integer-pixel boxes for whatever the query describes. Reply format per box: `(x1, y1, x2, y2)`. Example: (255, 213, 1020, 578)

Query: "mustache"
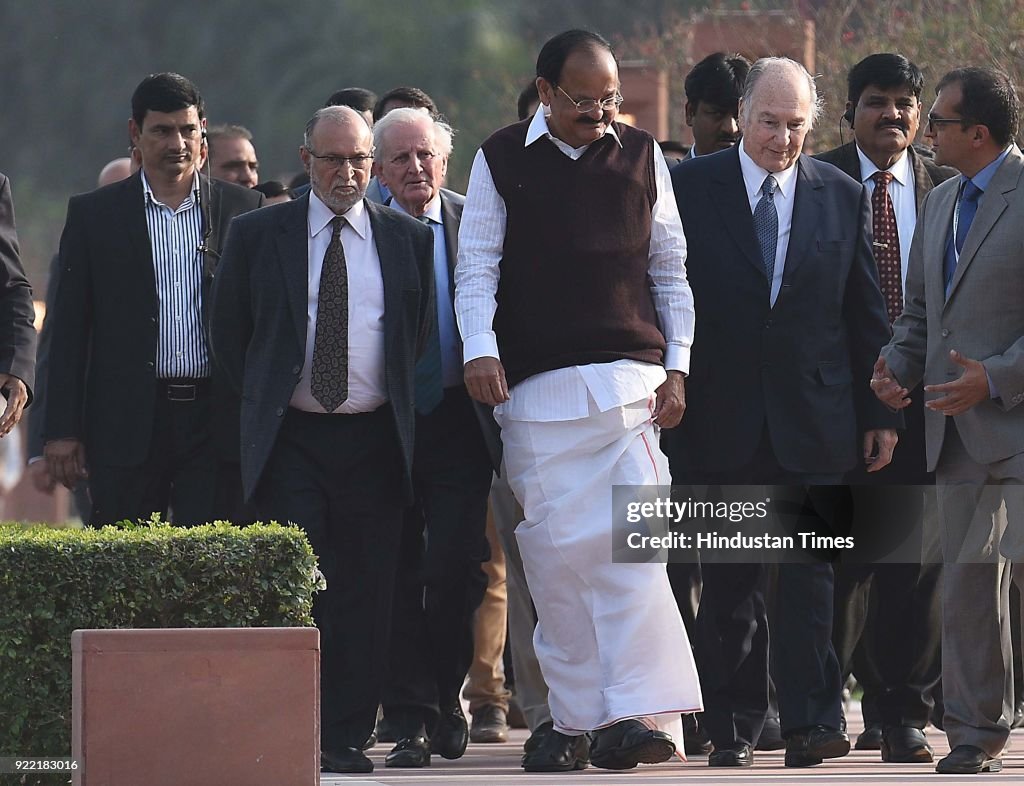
(878, 121, 909, 132)
(576, 113, 613, 125)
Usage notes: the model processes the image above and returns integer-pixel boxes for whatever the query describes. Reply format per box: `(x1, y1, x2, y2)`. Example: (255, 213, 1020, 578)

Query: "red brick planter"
(72, 627, 319, 785)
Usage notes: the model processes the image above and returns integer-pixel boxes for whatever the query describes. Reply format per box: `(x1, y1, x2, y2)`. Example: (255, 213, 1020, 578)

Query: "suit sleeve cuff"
(463, 332, 500, 364)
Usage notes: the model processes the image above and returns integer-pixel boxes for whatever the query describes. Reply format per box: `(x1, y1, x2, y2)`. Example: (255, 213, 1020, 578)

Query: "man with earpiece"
(815, 53, 956, 766)
(43, 73, 264, 526)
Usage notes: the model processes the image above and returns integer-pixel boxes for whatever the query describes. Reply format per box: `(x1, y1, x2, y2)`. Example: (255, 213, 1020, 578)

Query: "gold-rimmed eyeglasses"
(554, 84, 624, 114)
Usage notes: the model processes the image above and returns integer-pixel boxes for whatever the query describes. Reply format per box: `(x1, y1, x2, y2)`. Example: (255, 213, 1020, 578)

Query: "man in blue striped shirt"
(43, 73, 263, 526)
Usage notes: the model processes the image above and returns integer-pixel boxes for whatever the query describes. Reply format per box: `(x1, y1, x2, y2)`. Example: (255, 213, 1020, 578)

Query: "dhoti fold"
(498, 393, 703, 738)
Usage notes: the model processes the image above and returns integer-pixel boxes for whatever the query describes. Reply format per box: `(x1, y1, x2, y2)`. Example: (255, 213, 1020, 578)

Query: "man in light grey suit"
(873, 66, 1024, 775)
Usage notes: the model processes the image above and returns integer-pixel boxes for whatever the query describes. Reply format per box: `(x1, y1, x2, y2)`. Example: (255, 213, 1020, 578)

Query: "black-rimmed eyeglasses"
(926, 114, 971, 134)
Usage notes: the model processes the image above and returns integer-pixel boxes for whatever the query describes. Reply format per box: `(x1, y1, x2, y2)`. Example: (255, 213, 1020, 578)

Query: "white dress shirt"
(855, 145, 916, 288)
(290, 193, 387, 414)
(738, 142, 798, 307)
(455, 109, 695, 422)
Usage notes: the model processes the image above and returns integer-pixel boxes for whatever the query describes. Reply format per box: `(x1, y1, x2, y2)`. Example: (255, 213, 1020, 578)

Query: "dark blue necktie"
(753, 175, 779, 283)
(414, 215, 444, 415)
(944, 179, 982, 295)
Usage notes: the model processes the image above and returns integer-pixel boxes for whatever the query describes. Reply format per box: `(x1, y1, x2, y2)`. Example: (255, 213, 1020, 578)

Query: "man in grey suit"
(370, 107, 500, 768)
(874, 66, 1024, 775)
(210, 105, 434, 774)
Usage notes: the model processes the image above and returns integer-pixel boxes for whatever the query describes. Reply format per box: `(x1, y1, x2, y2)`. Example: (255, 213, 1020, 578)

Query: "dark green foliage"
(0, 520, 322, 785)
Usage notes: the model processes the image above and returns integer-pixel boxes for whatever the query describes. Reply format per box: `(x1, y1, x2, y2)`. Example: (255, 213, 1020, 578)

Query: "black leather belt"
(159, 378, 210, 401)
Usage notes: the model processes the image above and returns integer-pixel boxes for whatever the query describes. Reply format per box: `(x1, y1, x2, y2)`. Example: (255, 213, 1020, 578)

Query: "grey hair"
(740, 57, 824, 130)
(303, 104, 372, 149)
(372, 106, 455, 161)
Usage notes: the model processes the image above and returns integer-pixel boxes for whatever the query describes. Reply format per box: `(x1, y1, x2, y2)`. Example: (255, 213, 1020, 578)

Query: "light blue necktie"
(944, 179, 983, 295)
(753, 175, 779, 282)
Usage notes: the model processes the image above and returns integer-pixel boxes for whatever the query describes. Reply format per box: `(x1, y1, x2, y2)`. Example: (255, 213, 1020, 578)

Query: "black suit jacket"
(0, 174, 37, 398)
(813, 142, 956, 484)
(43, 171, 264, 467)
(668, 147, 900, 475)
(209, 195, 434, 502)
(814, 141, 957, 211)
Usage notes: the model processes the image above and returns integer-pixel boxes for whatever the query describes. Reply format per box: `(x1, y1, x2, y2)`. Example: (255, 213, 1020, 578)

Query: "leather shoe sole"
(522, 730, 589, 772)
(936, 747, 1002, 774)
(321, 747, 373, 773)
(880, 727, 933, 764)
(591, 724, 676, 770)
(385, 737, 430, 768)
(708, 745, 753, 767)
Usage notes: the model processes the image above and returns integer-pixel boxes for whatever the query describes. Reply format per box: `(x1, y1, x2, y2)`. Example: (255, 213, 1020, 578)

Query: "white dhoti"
(498, 390, 703, 740)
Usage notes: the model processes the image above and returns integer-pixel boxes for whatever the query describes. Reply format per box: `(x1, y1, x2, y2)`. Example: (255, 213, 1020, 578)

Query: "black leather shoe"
(855, 722, 882, 750)
(683, 713, 712, 755)
(524, 721, 554, 754)
(385, 736, 431, 768)
(1014, 700, 1024, 729)
(708, 744, 753, 767)
(590, 719, 676, 770)
(756, 716, 786, 751)
(784, 726, 850, 767)
(321, 746, 373, 773)
(430, 705, 469, 760)
(470, 704, 509, 743)
(880, 725, 933, 763)
(522, 726, 589, 772)
(936, 745, 1002, 774)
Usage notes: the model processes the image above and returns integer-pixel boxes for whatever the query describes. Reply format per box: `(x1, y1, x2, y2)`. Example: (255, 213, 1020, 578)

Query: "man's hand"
(653, 370, 686, 428)
(863, 428, 898, 472)
(27, 458, 57, 494)
(43, 438, 88, 490)
(924, 350, 990, 416)
(0, 374, 28, 436)
(869, 357, 911, 410)
(464, 357, 510, 406)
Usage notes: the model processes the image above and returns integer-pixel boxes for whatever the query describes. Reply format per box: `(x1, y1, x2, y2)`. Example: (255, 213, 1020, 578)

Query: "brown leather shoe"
(470, 704, 509, 743)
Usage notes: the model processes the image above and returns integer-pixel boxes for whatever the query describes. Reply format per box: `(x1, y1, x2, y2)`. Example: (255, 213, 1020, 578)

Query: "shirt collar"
(965, 144, 1012, 193)
(308, 190, 369, 240)
(524, 107, 622, 151)
(855, 144, 912, 187)
(140, 169, 200, 209)
(388, 193, 442, 224)
(738, 141, 798, 203)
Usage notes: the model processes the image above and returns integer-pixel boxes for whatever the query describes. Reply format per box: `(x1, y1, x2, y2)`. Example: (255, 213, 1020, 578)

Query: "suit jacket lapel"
(199, 174, 221, 280)
(709, 147, 763, 276)
(909, 147, 933, 210)
(440, 192, 462, 301)
(275, 194, 311, 348)
(947, 146, 1024, 301)
(123, 173, 158, 297)
(782, 156, 823, 281)
(367, 201, 403, 353)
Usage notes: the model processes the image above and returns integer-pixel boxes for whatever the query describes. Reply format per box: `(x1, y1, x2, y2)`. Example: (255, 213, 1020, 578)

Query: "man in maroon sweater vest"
(454, 29, 702, 772)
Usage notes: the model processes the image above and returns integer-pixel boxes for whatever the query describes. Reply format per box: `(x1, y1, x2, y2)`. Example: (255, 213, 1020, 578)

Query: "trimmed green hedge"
(0, 520, 323, 783)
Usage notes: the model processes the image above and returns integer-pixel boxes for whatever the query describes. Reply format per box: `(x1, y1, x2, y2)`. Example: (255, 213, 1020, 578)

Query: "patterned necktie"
(944, 179, 983, 294)
(753, 174, 779, 283)
(310, 216, 348, 412)
(414, 215, 444, 415)
(870, 171, 903, 323)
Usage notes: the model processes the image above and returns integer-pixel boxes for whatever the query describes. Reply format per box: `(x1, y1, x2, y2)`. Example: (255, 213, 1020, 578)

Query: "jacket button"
(146, 361, 155, 368)
(764, 319, 773, 328)
(941, 328, 950, 337)
(276, 407, 284, 417)
(292, 365, 301, 375)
